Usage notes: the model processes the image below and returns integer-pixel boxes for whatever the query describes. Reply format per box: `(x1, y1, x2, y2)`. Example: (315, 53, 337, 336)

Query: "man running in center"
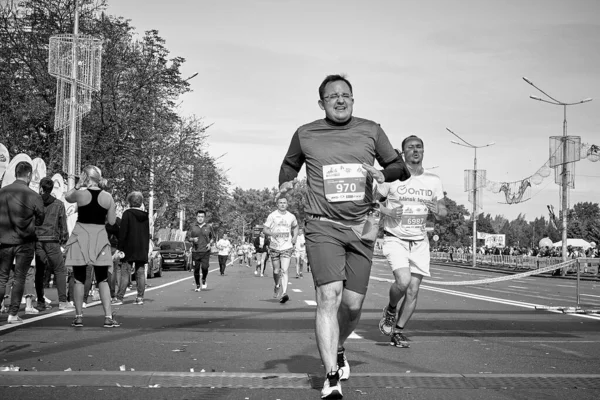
(262, 197, 298, 304)
(376, 135, 447, 348)
(277, 74, 410, 399)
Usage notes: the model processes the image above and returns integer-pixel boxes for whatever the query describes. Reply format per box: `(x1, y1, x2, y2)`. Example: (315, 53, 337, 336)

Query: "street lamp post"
(523, 77, 592, 263)
(447, 128, 495, 268)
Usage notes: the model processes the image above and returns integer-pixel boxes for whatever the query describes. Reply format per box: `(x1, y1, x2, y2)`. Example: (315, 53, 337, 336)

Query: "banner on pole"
(485, 234, 506, 248)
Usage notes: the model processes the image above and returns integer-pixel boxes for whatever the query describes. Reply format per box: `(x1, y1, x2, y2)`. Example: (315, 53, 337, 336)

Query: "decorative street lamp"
(447, 128, 495, 268)
(523, 77, 592, 263)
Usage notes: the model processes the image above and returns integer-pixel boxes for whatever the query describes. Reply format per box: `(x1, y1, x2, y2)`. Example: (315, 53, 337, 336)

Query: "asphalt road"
(1, 256, 599, 400)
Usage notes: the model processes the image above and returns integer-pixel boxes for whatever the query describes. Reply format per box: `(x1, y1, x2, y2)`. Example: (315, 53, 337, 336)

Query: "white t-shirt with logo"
(377, 170, 444, 240)
(264, 210, 298, 251)
(216, 239, 232, 256)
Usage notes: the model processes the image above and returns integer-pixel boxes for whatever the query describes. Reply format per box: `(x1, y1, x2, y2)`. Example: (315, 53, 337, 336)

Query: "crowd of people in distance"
(433, 244, 599, 259)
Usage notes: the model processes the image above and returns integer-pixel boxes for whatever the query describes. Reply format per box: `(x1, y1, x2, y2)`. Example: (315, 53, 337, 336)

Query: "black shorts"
(305, 219, 374, 295)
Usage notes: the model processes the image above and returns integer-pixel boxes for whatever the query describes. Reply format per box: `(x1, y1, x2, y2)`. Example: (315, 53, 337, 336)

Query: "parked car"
(184, 241, 193, 271)
(159, 240, 187, 270)
(147, 240, 163, 278)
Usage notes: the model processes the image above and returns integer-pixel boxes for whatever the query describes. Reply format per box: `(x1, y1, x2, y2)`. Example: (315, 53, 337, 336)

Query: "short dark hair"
(318, 74, 353, 100)
(196, 209, 206, 216)
(401, 135, 424, 152)
(40, 177, 54, 194)
(126, 191, 143, 208)
(15, 161, 32, 178)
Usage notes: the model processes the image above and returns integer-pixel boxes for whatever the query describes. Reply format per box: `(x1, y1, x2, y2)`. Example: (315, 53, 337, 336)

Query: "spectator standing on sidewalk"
(216, 233, 232, 275)
(64, 165, 119, 328)
(0, 162, 45, 324)
(116, 192, 149, 305)
(34, 177, 71, 311)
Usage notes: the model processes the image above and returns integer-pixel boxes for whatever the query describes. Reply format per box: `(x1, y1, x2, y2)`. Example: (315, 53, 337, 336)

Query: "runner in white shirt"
(294, 228, 307, 278)
(262, 197, 298, 304)
(376, 135, 447, 348)
(216, 233, 232, 276)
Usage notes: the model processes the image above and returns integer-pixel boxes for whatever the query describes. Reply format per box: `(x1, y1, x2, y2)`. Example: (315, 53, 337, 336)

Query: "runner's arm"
(374, 127, 411, 182)
(278, 131, 305, 190)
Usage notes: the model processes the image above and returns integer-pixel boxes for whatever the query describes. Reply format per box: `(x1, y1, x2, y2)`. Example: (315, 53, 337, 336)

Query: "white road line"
(581, 293, 600, 298)
(369, 275, 600, 321)
(292, 289, 302, 293)
(0, 268, 220, 332)
(305, 300, 317, 306)
(348, 331, 362, 339)
(508, 286, 528, 289)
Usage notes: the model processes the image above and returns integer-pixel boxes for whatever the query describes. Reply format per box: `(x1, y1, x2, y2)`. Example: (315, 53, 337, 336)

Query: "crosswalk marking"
(292, 289, 302, 292)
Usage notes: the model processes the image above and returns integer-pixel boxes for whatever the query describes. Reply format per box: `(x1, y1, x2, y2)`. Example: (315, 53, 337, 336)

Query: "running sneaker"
(82, 302, 87, 309)
(390, 331, 410, 348)
(35, 303, 52, 312)
(7, 314, 23, 324)
(104, 317, 120, 328)
(273, 285, 280, 298)
(134, 297, 144, 305)
(321, 370, 342, 399)
(195, 286, 201, 292)
(254, 270, 258, 276)
(59, 301, 74, 310)
(279, 293, 289, 304)
(201, 282, 207, 290)
(296, 274, 300, 279)
(299, 272, 304, 278)
(260, 273, 264, 277)
(337, 347, 350, 381)
(25, 306, 39, 315)
(378, 306, 396, 336)
(111, 298, 123, 306)
(71, 315, 83, 327)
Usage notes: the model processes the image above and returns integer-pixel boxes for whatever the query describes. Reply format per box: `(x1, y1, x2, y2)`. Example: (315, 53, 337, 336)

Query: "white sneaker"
(7, 314, 23, 324)
(25, 307, 39, 315)
(254, 270, 258, 276)
(321, 371, 342, 399)
(201, 283, 207, 290)
(82, 302, 87, 309)
(195, 286, 201, 292)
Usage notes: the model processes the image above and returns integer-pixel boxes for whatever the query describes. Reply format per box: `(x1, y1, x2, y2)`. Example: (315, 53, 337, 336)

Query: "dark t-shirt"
(279, 117, 404, 220)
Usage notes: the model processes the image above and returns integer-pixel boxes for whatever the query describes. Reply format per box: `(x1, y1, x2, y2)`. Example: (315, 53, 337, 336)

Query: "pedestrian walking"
(116, 191, 149, 305)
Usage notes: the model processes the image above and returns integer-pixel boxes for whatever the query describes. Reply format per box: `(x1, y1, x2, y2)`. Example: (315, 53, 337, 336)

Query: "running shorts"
(305, 219, 374, 295)
(270, 248, 294, 261)
(382, 233, 431, 277)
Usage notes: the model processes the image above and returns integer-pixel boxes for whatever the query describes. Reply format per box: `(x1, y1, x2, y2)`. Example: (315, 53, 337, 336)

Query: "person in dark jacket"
(116, 191, 149, 305)
(34, 177, 71, 311)
(0, 161, 45, 324)
(253, 231, 270, 277)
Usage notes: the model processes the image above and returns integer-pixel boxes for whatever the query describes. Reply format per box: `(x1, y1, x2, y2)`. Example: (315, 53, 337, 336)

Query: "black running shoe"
(104, 317, 120, 328)
(279, 293, 289, 304)
(71, 315, 83, 327)
(337, 347, 350, 381)
(390, 331, 410, 348)
(321, 370, 342, 399)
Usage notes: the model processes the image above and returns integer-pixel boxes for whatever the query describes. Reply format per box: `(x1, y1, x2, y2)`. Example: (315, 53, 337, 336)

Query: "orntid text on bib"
(322, 163, 367, 202)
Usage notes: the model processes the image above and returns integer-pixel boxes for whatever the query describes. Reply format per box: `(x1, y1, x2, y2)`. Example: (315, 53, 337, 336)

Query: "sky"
(107, 0, 600, 222)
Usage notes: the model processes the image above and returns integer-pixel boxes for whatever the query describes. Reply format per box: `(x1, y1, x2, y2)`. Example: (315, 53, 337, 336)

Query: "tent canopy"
(553, 239, 591, 249)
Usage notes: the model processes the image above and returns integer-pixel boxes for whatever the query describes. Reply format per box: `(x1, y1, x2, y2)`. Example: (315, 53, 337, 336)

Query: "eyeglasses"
(323, 93, 353, 102)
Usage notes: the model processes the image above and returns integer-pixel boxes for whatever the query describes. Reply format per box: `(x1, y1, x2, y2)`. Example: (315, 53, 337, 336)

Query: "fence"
(430, 252, 599, 275)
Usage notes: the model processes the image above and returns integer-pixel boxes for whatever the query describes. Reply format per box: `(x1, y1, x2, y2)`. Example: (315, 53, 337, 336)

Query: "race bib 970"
(322, 163, 367, 202)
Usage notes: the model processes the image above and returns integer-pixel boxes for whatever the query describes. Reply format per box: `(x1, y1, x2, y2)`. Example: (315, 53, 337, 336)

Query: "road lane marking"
(0, 268, 220, 332)
(292, 289, 302, 292)
(370, 275, 600, 321)
(508, 286, 528, 289)
(305, 300, 317, 306)
(348, 332, 362, 339)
